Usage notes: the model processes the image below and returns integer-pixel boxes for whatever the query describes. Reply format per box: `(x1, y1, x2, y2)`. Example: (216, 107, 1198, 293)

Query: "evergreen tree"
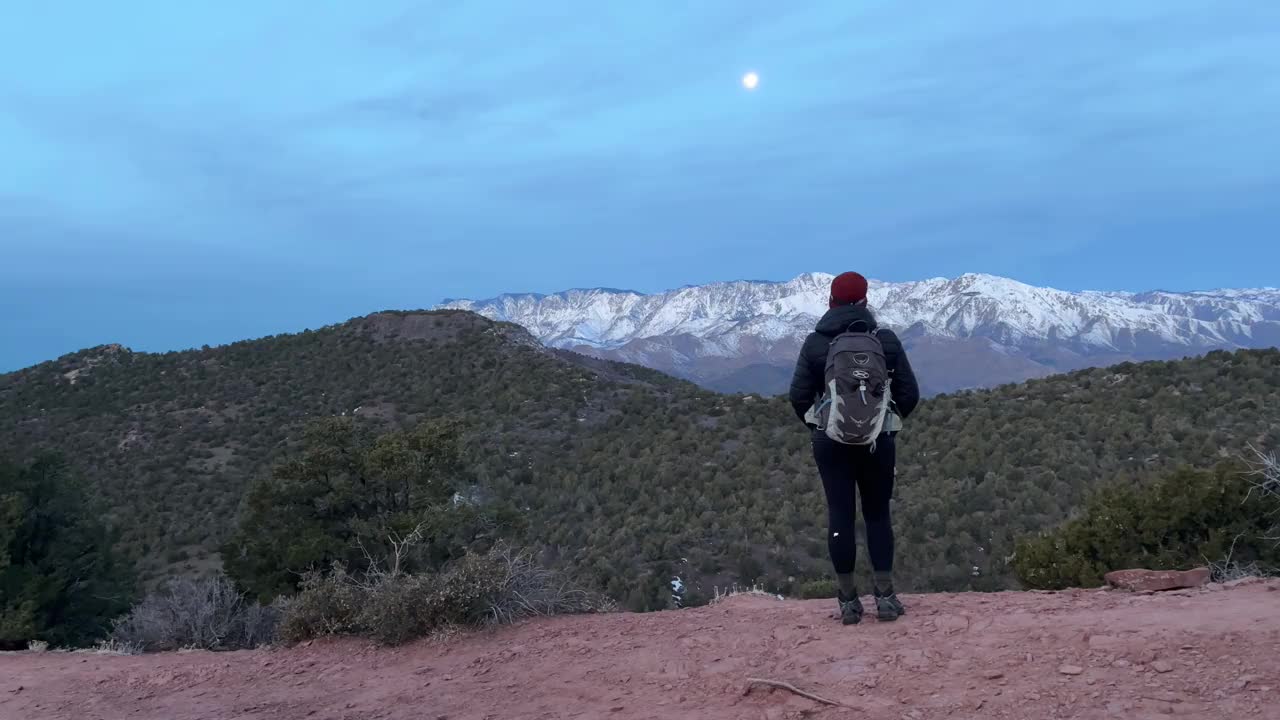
(222, 417, 512, 601)
(0, 454, 135, 649)
(1013, 461, 1280, 589)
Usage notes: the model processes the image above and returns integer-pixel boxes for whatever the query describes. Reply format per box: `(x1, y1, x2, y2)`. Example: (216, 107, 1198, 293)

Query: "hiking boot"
(874, 589, 906, 621)
(837, 591, 864, 625)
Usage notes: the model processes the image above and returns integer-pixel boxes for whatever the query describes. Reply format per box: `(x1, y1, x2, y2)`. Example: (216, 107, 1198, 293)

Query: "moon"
(742, 71, 759, 90)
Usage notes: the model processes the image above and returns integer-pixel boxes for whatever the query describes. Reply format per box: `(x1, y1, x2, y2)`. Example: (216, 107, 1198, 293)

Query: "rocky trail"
(3, 579, 1278, 720)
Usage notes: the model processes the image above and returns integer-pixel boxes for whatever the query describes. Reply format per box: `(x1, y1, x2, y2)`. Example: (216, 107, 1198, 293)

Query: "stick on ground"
(744, 677, 848, 707)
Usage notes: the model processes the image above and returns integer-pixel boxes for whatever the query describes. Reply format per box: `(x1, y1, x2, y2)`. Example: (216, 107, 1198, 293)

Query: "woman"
(788, 271, 920, 624)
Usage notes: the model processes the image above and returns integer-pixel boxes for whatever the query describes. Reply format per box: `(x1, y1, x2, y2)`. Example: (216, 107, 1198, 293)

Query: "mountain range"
(440, 273, 1280, 395)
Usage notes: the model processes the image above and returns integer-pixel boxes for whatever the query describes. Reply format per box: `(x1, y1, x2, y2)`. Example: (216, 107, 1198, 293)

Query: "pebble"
(982, 670, 1005, 680)
(1236, 677, 1256, 691)
(1059, 665, 1085, 676)
(1152, 661, 1174, 674)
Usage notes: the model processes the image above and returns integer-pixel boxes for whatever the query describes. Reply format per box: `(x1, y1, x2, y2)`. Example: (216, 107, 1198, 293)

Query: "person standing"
(789, 271, 920, 624)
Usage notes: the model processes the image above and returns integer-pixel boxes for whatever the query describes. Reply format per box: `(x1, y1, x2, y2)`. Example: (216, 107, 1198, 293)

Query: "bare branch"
(744, 678, 848, 708)
(1242, 444, 1280, 504)
(354, 536, 383, 578)
(1204, 533, 1266, 582)
(385, 522, 426, 577)
(1239, 444, 1280, 550)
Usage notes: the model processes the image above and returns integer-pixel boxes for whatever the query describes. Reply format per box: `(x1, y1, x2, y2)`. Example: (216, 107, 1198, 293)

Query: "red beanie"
(829, 271, 868, 308)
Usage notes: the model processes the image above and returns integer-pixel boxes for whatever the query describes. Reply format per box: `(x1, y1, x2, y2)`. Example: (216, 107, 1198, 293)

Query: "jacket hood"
(814, 303, 878, 336)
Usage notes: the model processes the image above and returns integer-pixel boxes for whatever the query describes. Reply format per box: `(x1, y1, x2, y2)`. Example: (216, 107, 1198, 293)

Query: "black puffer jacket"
(788, 303, 920, 425)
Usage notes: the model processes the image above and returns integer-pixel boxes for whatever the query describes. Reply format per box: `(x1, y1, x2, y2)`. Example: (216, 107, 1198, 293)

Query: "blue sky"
(3, 2, 1279, 370)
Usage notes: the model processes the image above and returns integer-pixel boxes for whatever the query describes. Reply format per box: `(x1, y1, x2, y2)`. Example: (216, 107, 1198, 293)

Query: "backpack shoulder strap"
(874, 328, 900, 373)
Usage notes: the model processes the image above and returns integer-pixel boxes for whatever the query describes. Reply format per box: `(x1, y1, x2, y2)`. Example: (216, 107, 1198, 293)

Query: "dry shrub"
(275, 565, 366, 642)
(1207, 533, 1271, 583)
(280, 544, 611, 646)
(278, 566, 434, 645)
(477, 545, 616, 624)
(87, 638, 143, 655)
(1209, 559, 1266, 583)
(111, 574, 284, 651)
(709, 584, 784, 605)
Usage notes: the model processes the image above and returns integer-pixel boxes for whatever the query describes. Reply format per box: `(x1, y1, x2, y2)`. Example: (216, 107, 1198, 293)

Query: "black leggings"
(811, 431, 896, 575)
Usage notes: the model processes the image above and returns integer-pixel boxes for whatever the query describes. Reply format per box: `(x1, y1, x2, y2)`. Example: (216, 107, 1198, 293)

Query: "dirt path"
(3, 580, 1278, 720)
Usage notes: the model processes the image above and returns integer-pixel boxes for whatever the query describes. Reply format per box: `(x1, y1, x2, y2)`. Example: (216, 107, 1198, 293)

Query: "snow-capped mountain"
(439, 273, 1280, 395)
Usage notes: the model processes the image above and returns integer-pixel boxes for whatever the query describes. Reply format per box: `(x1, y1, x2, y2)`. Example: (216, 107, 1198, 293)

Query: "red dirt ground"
(3, 579, 1278, 720)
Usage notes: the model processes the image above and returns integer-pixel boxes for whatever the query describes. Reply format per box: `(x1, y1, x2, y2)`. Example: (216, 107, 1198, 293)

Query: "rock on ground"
(1103, 567, 1211, 592)
(2, 579, 1278, 720)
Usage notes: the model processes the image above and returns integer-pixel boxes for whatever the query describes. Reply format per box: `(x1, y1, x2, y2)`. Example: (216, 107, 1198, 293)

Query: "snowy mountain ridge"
(438, 273, 1280, 395)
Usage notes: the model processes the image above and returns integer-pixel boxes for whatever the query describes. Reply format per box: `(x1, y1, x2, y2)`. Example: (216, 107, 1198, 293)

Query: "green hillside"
(2, 310, 1277, 609)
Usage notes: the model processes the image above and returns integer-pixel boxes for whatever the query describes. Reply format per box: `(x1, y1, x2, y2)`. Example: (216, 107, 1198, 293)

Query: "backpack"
(812, 321, 892, 446)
